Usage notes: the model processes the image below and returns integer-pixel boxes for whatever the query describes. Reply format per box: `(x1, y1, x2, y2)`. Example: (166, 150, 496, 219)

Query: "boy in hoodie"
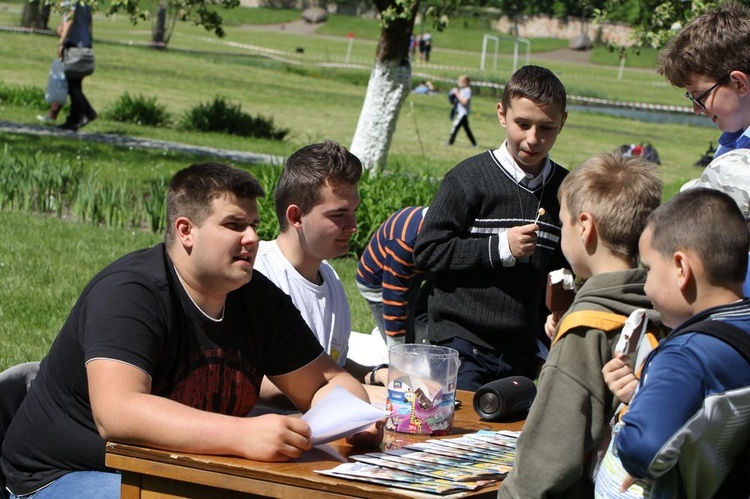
(498, 152, 663, 498)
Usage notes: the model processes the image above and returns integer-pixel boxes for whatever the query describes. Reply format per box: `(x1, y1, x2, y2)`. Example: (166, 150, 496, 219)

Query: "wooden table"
(106, 390, 525, 499)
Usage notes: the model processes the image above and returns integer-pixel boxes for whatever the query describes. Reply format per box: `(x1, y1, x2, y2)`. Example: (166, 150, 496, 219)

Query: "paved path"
(0, 120, 286, 165)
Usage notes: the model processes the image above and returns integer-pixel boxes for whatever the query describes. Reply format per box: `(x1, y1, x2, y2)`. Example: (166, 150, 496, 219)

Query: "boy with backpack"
(611, 187, 750, 498)
(498, 152, 663, 498)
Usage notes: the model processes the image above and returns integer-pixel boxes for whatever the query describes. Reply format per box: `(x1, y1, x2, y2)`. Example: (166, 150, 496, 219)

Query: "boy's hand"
(545, 311, 560, 340)
(602, 354, 638, 403)
(508, 223, 539, 259)
(346, 419, 385, 448)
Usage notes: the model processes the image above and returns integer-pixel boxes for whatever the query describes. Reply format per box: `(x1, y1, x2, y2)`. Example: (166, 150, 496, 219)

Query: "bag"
(62, 47, 95, 78)
(594, 319, 750, 498)
(45, 58, 68, 105)
(618, 142, 661, 165)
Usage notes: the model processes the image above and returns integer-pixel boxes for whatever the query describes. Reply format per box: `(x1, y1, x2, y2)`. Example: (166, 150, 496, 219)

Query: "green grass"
(0, 5, 723, 370)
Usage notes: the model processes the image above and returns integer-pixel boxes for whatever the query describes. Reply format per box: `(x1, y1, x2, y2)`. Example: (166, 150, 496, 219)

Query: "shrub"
(0, 83, 47, 110)
(180, 96, 289, 141)
(103, 92, 171, 127)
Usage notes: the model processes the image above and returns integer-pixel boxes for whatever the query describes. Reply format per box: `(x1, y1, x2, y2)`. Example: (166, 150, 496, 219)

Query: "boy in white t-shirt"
(254, 141, 386, 405)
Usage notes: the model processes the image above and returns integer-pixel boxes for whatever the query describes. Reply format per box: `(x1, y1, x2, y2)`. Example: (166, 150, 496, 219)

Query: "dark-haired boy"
(414, 65, 569, 390)
(614, 188, 750, 498)
(1, 162, 381, 499)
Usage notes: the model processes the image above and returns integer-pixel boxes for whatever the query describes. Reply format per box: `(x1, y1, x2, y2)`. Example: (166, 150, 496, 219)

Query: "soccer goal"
(481, 34, 530, 73)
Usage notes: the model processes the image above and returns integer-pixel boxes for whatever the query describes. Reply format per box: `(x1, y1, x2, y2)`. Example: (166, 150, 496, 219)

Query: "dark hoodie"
(498, 268, 661, 499)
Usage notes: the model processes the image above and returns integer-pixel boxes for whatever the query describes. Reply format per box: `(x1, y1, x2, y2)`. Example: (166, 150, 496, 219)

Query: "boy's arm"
(414, 175, 501, 273)
(616, 346, 706, 478)
(499, 329, 610, 498)
(380, 239, 419, 336)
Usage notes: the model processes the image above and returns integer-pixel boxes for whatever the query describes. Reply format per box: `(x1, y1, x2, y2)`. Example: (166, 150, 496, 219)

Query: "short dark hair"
(658, 2, 750, 87)
(501, 65, 567, 114)
(645, 188, 749, 287)
(274, 140, 362, 231)
(165, 162, 265, 246)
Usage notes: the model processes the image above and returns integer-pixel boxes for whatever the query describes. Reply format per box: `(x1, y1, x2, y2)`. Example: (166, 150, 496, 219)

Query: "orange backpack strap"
(552, 310, 628, 347)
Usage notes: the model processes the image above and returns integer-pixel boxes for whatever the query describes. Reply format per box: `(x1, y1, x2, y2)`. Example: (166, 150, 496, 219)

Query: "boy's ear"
(497, 103, 507, 127)
(579, 211, 596, 247)
(674, 250, 695, 292)
(730, 70, 749, 97)
(175, 217, 194, 248)
(285, 204, 304, 228)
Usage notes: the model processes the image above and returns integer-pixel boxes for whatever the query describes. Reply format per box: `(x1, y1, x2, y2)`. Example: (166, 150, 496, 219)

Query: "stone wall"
(493, 15, 634, 46)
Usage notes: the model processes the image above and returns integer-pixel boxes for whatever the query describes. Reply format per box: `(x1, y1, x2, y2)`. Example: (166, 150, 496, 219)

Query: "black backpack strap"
(669, 320, 750, 363)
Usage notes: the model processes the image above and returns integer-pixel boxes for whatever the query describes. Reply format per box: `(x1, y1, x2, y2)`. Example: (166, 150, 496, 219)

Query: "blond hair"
(558, 152, 662, 260)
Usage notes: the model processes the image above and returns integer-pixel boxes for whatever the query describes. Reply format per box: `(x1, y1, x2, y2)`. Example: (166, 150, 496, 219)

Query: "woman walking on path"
(57, 0, 97, 131)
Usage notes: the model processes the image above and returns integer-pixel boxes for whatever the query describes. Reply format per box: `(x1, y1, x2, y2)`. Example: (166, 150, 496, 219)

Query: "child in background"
(613, 188, 750, 498)
(414, 65, 569, 390)
(658, 2, 750, 158)
(498, 152, 663, 498)
(445, 75, 477, 147)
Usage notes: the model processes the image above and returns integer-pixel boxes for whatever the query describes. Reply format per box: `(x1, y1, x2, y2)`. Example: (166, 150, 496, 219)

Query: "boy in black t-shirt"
(1, 162, 382, 499)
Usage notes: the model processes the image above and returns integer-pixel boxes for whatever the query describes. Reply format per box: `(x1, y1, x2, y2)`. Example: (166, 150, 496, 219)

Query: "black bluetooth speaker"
(473, 376, 537, 421)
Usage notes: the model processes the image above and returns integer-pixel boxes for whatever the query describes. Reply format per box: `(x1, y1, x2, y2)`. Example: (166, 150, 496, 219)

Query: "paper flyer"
(302, 385, 389, 445)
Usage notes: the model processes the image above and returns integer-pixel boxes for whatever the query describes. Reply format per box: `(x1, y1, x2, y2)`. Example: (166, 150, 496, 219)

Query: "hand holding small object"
(602, 354, 638, 404)
(508, 223, 538, 259)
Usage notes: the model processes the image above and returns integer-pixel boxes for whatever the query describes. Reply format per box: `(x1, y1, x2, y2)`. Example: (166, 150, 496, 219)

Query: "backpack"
(553, 309, 665, 493)
(618, 142, 661, 165)
(665, 320, 750, 499)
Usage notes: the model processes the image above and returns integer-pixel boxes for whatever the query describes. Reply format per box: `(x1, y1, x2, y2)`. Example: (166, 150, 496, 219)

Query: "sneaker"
(77, 112, 97, 130)
(36, 115, 55, 124)
(56, 122, 78, 132)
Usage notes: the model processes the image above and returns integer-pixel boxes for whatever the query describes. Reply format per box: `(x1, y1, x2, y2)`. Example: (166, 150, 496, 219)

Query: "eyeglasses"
(684, 75, 729, 110)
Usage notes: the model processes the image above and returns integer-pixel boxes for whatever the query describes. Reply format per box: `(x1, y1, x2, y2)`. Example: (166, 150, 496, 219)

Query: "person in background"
(414, 65, 569, 390)
(357, 206, 429, 350)
(0, 162, 381, 499)
(445, 75, 477, 147)
(658, 2, 750, 158)
(57, 0, 96, 131)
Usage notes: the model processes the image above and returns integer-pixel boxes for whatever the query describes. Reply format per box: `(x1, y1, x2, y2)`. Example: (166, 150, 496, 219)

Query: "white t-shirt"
(254, 240, 350, 365)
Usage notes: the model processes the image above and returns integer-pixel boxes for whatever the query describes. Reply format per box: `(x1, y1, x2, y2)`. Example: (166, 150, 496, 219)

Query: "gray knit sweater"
(413, 151, 569, 354)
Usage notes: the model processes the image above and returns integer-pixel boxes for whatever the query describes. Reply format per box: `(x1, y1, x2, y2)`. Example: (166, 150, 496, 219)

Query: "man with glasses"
(658, 3, 750, 158)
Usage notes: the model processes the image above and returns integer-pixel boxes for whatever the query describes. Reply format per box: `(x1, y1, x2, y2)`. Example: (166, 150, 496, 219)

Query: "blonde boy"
(498, 152, 663, 498)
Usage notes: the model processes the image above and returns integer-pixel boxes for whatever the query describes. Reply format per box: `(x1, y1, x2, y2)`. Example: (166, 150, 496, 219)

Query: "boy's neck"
(587, 253, 635, 277)
(275, 233, 323, 284)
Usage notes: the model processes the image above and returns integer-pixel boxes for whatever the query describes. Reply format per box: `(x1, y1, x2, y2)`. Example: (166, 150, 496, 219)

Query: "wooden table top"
(106, 390, 526, 498)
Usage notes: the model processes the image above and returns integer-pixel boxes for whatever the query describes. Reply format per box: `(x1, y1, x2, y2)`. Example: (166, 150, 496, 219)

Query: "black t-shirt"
(1, 244, 323, 495)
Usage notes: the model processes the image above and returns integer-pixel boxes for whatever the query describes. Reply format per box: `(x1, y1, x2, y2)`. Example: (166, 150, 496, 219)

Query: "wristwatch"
(369, 363, 388, 386)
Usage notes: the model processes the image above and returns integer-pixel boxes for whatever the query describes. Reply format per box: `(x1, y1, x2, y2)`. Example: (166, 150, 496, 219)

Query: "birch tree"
(350, 0, 458, 172)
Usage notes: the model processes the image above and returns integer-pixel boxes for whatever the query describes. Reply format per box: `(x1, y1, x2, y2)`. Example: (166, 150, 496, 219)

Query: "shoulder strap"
(669, 320, 750, 363)
(553, 310, 628, 347)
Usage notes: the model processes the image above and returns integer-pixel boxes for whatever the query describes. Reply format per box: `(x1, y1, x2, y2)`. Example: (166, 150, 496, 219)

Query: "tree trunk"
(152, 2, 167, 50)
(21, 0, 40, 28)
(349, 1, 418, 173)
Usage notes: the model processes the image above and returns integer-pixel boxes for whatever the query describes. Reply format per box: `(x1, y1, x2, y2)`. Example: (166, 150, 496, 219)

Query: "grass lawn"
(0, 4, 723, 370)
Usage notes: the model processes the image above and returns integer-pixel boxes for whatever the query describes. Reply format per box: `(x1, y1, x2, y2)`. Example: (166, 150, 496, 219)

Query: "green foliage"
(0, 82, 46, 109)
(0, 146, 440, 258)
(104, 92, 171, 127)
(0, 147, 168, 232)
(180, 96, 289, 141)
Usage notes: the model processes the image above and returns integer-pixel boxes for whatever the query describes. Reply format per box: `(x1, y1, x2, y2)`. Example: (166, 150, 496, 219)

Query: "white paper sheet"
(302, 385, 390, 445)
